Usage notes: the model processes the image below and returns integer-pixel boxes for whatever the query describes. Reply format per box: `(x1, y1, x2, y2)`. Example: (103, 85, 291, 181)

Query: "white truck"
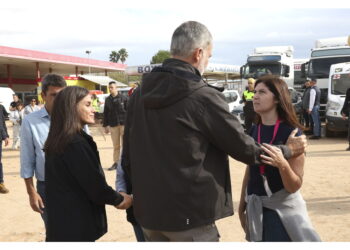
(325, 62, 350, 136)
(240, 46, 294, 88)
(301, 36, 350, 120)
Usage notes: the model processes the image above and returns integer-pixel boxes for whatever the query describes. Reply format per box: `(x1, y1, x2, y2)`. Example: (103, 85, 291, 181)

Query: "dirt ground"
(0, 121, 350, 242)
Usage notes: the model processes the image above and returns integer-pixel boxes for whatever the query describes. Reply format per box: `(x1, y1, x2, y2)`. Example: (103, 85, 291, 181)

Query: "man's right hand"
(29, 192, 45, 214)
(286, 129, 307, 157)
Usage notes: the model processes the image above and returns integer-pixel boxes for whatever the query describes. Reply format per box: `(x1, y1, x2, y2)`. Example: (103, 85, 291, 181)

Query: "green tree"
(108, 71, 128, 84)
(118, 48, 128, 64)
(150, 50, 171, 64)
(109, 50, 120, 63)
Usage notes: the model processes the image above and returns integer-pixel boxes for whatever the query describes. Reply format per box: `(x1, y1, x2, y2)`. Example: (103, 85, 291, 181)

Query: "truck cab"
(325, 62, 350, 136)
(301, 36, 350, 120)
(293, 58, 309, 91)
(240, 46, 294, 88)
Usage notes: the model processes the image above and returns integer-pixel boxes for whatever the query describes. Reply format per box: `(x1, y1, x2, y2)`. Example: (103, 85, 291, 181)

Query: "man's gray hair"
(170, 21, 212, 58)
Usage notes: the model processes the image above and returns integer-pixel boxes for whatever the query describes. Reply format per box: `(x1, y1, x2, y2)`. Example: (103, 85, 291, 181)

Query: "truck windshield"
(331, 74, 350, 95)
(309, 57, 350, 79)
(245, 64, 281, 78)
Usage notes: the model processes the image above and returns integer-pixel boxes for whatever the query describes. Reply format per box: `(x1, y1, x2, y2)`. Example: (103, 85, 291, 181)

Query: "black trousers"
(243, 102, 256, 133)
(302, 109, 313, 129)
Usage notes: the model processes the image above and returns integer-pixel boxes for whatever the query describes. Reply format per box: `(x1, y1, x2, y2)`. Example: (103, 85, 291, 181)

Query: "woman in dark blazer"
(44, 86, 132, 242)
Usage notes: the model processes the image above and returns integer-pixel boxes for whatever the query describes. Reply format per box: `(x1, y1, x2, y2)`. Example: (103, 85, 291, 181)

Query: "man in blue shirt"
(116, 154, 145, 241)
(20, 73, 67, 229)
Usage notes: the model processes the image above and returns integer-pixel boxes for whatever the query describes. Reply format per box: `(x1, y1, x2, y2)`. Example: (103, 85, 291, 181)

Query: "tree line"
(109, 49, 170, 64)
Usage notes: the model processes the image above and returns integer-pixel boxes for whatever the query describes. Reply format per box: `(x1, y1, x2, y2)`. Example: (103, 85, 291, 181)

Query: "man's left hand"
(286, 129, 307, 157)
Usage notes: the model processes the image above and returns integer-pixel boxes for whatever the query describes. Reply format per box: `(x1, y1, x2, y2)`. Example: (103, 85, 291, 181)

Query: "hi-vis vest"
(92, 98, 100, 112)
(243, 90, 254, 101)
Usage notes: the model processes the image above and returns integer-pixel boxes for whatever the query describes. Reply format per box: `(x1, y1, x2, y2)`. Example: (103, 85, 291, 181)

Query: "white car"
(222, 89, 241, 112)
(231, 104, 245, 127)
(96, 94, 109, 114)
(0, 87, 15, 114)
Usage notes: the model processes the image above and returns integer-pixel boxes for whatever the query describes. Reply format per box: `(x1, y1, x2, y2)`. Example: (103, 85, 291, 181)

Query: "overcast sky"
(1, 0, 350, 67)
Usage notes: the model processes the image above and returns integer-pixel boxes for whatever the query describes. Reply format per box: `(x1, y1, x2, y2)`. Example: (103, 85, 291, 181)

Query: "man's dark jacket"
(341, 88, 350, 116)
(0, 104, 9, 140)
(45, 131, 124, 241)
(122, 58, 291, 232)
(103, 94, 128, 127)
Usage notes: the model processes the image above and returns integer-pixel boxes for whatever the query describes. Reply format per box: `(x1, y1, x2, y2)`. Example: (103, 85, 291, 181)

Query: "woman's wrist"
(238, 203, 246, 213)
(278, 159, 289, 171)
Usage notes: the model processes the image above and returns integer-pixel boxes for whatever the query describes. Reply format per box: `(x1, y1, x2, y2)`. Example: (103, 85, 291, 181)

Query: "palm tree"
(109, 50, 120, 63)
(118, 48, 128, 64)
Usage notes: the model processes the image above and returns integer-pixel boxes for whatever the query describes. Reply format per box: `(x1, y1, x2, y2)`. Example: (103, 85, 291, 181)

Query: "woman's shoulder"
(69, 131, 93, 146)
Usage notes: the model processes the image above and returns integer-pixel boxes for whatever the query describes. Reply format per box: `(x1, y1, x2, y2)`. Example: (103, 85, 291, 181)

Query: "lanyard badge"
(257, 119, 280, 197)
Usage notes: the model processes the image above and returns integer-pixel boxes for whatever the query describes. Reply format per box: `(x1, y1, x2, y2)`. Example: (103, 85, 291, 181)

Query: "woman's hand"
(238, 202, 247, 232)
(238, 209, 247, 232)
(260, 143, 289, 169)
(116, 192, 133, 210)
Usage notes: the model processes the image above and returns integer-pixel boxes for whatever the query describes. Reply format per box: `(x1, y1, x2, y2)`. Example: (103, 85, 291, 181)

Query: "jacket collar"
(40, 107, 50, 119)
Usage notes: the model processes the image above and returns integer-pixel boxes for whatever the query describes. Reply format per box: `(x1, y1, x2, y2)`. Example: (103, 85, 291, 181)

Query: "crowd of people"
(1, 20, 349, 242)
(0, 95, 41, 193)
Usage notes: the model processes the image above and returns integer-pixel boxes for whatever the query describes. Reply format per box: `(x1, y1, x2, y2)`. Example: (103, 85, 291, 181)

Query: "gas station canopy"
(79, 74, 127, 87)
(0, 45, 126, 91)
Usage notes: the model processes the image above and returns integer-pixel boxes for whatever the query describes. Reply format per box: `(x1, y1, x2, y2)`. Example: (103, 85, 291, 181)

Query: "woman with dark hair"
(238, 75, 320, 242)
(44, 86, 132, 242)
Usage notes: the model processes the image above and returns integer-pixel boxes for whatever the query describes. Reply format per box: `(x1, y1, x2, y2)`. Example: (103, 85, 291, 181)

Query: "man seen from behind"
(122, 21, 307, 242)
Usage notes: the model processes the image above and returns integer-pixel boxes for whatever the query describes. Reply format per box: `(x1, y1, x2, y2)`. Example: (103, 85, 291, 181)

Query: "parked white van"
(325, 62, 350, 136)
(0, 87, 15, 114)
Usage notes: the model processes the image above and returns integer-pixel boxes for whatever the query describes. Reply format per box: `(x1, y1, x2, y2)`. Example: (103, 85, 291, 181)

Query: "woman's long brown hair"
(44, 86, 89, 154)
(254, 75, 303, 130)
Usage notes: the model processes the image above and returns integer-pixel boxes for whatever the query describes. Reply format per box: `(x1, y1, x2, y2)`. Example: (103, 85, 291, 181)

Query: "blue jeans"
(310, 105, 321, 136)
(262, 207, 291, 242)
(133, 223, 146, 242)
(36, 181, 48, 230)
(0, 142, 3, 183)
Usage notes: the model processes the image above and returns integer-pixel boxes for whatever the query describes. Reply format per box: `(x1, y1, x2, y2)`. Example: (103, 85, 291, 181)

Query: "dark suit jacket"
(341, 88, 350, 116)
(0, 104, 8, 140)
